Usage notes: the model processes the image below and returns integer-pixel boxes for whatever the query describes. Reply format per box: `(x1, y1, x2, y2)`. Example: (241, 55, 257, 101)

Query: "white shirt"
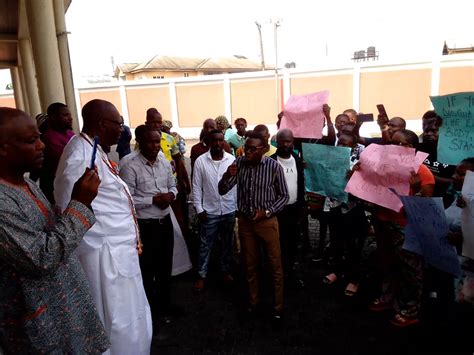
(277, 155, 298, 205)
(54, 133, 152, 354)
(192, 150, 236, 215)
(119, 151, 177, 219)
(54, 134, 140, 277)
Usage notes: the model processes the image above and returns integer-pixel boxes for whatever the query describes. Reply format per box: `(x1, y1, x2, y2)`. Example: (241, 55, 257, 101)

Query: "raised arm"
(0, 169, 99, 277)
(218, 161, 238, 195)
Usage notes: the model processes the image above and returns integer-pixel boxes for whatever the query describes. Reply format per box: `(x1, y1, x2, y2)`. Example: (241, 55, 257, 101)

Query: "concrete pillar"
(18, 38, 41, 115)
(25, 0, 65, 112)
(18, 64, 30, 113)
(10, 67, 25, 111)
(53, 0, 79, 132)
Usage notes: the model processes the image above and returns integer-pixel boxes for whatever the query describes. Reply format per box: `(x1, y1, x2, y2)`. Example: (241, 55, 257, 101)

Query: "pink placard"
(280, 90, 329, 139)
(345, 144, 427, 212)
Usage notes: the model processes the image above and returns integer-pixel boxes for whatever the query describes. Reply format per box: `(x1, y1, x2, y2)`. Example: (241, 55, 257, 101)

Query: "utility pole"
(272, 18, 282, 113)
(255, 21, 265, 70)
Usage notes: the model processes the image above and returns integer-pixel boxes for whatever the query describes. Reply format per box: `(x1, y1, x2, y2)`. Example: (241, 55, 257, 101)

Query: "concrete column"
(169, 82, 179, 129)
(53, 0, 79, 132)
(223, 76, 232, 121)
(18, 38, 41, 115)
(352, 64, 361, 112)
(18, 64, 30, 113)
(25, 0, 65, 112)
(430, 56, 441, 106)
(119, 84, 130, 127)
(10, 67, 25, 111)
(282, 70, 291, 106)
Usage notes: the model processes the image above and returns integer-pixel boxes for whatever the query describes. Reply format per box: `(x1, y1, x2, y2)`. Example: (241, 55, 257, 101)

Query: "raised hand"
(71, 168, 101, 208)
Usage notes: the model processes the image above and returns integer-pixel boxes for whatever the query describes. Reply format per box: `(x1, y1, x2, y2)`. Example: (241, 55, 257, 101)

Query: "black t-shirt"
(422, 152, 456, 203)
(423, 155, 456, 179)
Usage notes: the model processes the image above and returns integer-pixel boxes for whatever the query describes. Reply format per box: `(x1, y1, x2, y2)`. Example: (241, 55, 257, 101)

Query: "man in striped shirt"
(219, 131, 289, 324)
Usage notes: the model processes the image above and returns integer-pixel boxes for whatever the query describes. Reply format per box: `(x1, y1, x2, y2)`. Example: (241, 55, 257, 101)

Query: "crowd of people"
(0, 97, 472, 354)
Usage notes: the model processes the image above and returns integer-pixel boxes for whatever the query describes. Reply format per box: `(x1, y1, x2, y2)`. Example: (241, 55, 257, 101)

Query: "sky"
(0, 0, 472, 87)
(64, 0, 473, 79)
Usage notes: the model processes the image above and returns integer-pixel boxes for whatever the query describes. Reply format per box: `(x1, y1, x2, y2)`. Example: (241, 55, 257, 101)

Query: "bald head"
(387, 116, 406, 139)
(276, 128, 293, 141)
(203, 118, 217, 132)
(82, 99, 118, 126)
(81, 99, 123, 146)
(276, 128, 294, 158)
(390, 117, 406, 128)
(343, 109, 357, 123)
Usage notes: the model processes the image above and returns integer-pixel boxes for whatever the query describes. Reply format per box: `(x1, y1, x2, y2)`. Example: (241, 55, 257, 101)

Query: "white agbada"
(54, 134, 152, 355)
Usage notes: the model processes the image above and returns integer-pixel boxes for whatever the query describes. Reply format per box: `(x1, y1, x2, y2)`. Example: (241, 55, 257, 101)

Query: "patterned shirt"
(161, 132, 179, 161)
(226, 131, 246, 152)
(218, 156, 289, 217)
(0, 179, 109, 354)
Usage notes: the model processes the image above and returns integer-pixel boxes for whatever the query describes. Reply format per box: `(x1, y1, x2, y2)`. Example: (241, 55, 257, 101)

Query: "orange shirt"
(374, 164, 435, 225)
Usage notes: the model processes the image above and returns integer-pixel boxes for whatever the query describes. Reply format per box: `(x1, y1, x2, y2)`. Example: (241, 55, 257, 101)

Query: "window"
(153, 75, 164, 79)
(183, 72, 189, 77)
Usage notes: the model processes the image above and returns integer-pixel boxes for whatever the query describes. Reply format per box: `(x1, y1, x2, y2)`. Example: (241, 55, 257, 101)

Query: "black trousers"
(327, 205, 368, 282)
(138, 215, 174, 319)
(277, 203, 302, 278)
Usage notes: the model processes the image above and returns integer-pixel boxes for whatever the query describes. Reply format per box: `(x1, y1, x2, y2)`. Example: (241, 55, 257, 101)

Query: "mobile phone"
(356, 113, 374, 123)
(90, 136, 99, 169)
(376, 104, 388, 118)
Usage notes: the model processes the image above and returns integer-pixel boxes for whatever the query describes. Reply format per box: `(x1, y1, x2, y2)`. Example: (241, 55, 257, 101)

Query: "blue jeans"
(197, 212, 236, 278)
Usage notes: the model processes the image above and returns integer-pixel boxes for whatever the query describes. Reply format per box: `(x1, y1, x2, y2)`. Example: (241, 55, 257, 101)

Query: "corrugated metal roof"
(119, 55, 265, 74)
(131, 55, 206, 72)
(117, 63, 139, 72)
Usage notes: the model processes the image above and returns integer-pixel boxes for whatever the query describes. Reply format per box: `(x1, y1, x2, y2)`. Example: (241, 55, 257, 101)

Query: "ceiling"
(0, 0, 18, 68)
(0, 0, 71, 69)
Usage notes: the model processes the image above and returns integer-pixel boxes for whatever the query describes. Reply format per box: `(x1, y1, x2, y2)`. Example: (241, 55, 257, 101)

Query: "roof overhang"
(0, 0, 71, 70)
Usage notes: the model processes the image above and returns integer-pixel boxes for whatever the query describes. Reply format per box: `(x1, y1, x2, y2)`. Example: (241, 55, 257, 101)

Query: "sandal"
(323, 273, 338, 284)
(390, 313, 419, 328)
(344, 282, 359, 297)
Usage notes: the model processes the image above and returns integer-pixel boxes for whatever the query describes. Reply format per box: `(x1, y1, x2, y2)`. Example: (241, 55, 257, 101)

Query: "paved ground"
(150, 216, 474, 355)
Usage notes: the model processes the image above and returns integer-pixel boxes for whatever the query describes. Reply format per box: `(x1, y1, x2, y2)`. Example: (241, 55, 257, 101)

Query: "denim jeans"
(197, 212, 236, 278)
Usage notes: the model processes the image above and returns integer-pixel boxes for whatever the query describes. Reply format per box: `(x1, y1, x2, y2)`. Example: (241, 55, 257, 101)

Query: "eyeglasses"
(243, 145, 263, 153)
(393, 142, 411, 147)
(103, 118, 124, 128)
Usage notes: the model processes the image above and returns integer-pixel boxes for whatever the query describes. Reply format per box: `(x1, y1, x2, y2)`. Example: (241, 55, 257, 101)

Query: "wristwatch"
(265, 210, 272, 218)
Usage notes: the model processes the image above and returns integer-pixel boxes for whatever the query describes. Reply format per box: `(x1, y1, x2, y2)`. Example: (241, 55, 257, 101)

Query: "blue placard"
(401, 195, 461, 276)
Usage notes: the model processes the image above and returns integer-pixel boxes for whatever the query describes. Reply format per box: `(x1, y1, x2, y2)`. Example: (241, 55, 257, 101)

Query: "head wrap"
(162, 120, 173, 129)
(215, 115, 230, 129)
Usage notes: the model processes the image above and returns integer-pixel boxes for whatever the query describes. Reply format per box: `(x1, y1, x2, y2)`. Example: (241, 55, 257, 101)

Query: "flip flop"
(323, 273, 338, 284)
(344, 282, 359, 297)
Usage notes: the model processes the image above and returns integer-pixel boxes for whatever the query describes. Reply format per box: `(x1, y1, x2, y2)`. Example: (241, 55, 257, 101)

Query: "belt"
(138, 214, 171, 225)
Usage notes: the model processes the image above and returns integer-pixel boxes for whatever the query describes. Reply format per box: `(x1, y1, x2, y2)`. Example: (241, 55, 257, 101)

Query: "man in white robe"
(54, 99, 152, 355)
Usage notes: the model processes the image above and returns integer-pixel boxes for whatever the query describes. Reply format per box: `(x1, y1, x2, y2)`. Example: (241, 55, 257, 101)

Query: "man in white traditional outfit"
(54, 99, 152, 355)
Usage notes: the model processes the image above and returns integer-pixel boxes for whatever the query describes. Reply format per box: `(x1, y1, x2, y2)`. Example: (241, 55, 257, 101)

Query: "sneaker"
(193, 278, 205, 292)
(271, 311, 284, 330)
(390, 313, 420, 328)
